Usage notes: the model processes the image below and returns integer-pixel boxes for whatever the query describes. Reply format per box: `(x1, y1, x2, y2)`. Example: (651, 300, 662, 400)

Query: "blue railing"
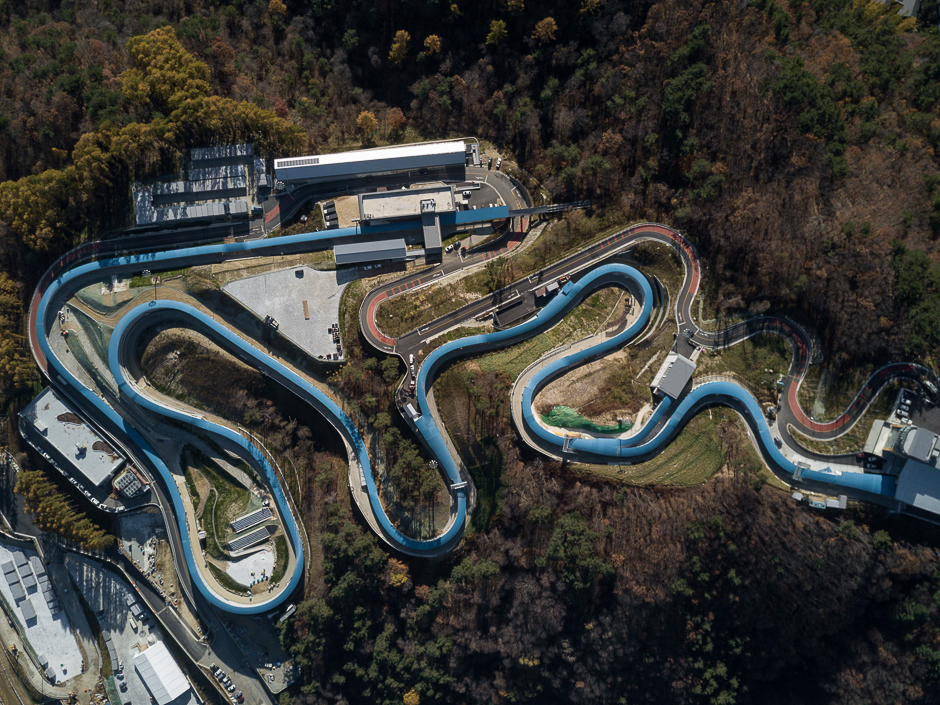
(36, 225, 899, 616)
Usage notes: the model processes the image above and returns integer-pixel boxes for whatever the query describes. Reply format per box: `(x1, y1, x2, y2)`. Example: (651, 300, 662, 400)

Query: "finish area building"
(274, 141, 469, 185)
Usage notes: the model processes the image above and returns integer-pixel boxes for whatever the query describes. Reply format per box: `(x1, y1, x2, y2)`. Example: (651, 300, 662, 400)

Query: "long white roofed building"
(274, 140, 468, 184)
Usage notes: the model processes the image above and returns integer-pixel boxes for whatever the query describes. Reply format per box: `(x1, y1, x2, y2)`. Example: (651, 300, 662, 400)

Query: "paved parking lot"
(224, 266, 347, 359)
(65, 553, 199, 705)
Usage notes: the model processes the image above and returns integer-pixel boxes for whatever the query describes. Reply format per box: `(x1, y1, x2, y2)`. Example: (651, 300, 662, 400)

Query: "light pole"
(142, 270, 154, 301)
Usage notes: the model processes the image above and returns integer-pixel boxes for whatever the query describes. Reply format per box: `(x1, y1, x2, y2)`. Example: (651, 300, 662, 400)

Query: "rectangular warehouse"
(275, 141, 467, 184)
(334, 239, 408, 265)
(133, 641, 191, 705)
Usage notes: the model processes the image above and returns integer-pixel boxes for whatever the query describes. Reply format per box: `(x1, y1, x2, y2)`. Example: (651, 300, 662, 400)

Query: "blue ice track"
(37, 224, 896, 616)
(417, 262, 896, 500)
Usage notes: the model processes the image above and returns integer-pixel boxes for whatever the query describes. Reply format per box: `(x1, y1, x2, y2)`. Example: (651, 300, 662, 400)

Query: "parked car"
(409, 354, 415, 365)
(445, 243, 454, 253)
(487, 157, 493, 170)
(227, 684, 237, 693)
(496, 157, 502, 170)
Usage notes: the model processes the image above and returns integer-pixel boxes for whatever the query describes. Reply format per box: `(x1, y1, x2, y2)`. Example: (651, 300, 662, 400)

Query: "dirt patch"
(153, 540, 203, 635)
(56, 412, 82, 424)
(190, 467, 211, 518)
(536, 348, 643, 424)
(92, 440, 114, 453)
(332, 194, 360, 227)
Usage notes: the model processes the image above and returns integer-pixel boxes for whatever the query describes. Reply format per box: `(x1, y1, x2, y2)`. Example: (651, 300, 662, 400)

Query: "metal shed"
(334, 239, 408, 266)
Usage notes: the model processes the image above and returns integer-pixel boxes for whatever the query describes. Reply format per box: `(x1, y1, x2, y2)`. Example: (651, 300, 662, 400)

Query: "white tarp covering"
(133, 641, 190, 705)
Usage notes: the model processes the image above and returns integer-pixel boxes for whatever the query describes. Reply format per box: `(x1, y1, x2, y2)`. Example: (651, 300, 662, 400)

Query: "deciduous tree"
(532, 17, 558, 46)
(121, 27, 211, 112)
(486, 20, 508, 47)
(386, 107, 406, 136)
(424, 35, 442, 56)
(357, 110, 378, 138)
(389, 30, 411, 67)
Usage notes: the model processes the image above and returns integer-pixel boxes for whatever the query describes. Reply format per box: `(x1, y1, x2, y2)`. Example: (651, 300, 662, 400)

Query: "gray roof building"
(881, 0, 921, 18)
(895, 459, 940, 517)
(334, 239, 408, 266)
(902, 427, 938, 463)
(650, 352, 696, 400)
(133, 641, 191, 705)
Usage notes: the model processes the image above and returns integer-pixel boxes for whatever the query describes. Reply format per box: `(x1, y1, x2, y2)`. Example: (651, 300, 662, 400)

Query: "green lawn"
(269, 535, 290, 585)
(130, 267, 190, 288)
(182, 446, 252, 560)
(574, 410, 787, 490)
(208, 561, 250, 593)
(477, 287, 623, 378)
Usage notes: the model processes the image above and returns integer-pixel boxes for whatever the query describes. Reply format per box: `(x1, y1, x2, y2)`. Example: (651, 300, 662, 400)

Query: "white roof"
(275, 140, 465, 171)
(133, 641, 190, 705)
(21, 388, 125, 485)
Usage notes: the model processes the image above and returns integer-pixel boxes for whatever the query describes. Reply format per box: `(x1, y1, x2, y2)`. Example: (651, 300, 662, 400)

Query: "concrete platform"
(223, 266, 348, 360)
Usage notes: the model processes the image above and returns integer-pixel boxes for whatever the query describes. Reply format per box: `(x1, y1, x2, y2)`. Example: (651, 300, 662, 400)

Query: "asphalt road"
(361, 220, 940, 467)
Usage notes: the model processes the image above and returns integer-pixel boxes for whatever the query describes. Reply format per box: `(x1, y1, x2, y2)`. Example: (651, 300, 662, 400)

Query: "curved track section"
(411, 262, 897, 502)
(32, 225, 466, 615)
(33, 217, 933, 614)
(109, 301, 466, 556)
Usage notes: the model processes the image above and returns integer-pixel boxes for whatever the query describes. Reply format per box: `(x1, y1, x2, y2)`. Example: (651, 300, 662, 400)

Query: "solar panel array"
(189, 163, 246, 181)
(230, 507, 272, 533)
(151, 174, 247, 197)
(190, 143, 252, 162)
(136, 197, 251, 225)
(228, 527, 269, 552)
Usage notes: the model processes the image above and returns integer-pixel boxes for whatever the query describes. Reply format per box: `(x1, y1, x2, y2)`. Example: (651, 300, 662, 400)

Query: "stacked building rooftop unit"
(133, 143, 257, 226)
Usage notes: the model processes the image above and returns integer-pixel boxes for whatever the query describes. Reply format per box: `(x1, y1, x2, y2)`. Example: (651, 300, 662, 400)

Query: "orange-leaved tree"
(121, 26, 211, 112)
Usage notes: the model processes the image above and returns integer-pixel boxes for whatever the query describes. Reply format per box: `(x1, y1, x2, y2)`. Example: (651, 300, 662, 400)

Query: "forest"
(2, 0, 940, 702)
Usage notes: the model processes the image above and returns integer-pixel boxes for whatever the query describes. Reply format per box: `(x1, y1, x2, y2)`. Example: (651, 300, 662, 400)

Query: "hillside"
(3, 1, 940, 702)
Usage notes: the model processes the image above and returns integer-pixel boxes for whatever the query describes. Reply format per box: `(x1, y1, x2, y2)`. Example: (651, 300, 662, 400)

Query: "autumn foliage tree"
(486, 20, 508, 47)
(15, 470, 114, 550)
(389, 30, 411, 67)
(357, 110, 378, 142)
(120, 26, 211, 112)
(424, 35, 442, 56)
(386, 107, 406, 137)
(532, 17, 558, 45)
